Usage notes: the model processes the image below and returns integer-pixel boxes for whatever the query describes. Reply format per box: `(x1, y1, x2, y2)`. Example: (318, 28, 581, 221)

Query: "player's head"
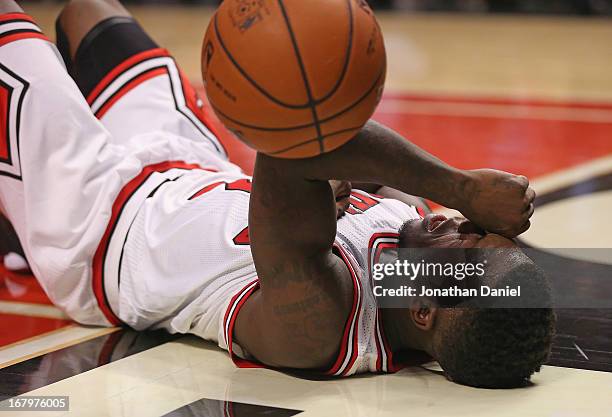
(431, 304, 555, 388)
(395, 214, 555, 388)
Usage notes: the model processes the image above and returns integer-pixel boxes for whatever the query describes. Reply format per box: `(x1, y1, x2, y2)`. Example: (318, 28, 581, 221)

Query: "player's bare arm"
(270, 120, 534, 237)
(235, 119, 535, 369)
(235, 153, 354, 369)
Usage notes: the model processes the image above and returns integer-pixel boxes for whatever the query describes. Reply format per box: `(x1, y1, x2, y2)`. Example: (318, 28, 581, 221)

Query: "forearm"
(279, 120, 471, 210)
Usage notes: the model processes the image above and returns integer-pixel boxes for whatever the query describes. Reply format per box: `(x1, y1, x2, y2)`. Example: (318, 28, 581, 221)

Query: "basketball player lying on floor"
(0, 0, 554, 388)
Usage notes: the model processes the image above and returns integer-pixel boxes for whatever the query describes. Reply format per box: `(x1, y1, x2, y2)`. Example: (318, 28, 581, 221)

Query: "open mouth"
(426, 214, 448, 232)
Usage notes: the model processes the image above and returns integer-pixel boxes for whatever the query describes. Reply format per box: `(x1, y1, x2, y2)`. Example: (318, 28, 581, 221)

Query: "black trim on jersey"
(164, 63, 226, 155)
(114, 174, 183, 287)
(55, 16, 73, 76)
(55, 16, 227, 157)
(86, 51, 226, 157)
(232, 227, 250, 246)
(115, 175, 182, 285)
(224, 178, 252, 193)
(0, 18, 36, 26)
(93, 64, 167, 115)
(116, 216, 137, 288)
(100, 170, 157, 304)
(0, 63, 28, 180)
(146, 176, 181, 199)
(58, 16, 158, 98)
(0, 28, 41, 38)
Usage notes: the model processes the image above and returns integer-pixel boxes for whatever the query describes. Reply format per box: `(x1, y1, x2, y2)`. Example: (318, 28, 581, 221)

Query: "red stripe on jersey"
(94, 66, 168, 119)
(375, 314, 384, 372)
(0, 13, 36, 24)
(0, 32, 48, 47)
(325, 244, 361, 376)
(368, 233, 400, 253)
(188, 181, 224, 200)
(87, 48, 170, 105)
(378, 316, 401, 372)
(92, 161, 204, 325)
(223, 280, 264, 369)
(367, 232, 400, 279)
(368, 233, 400, 373)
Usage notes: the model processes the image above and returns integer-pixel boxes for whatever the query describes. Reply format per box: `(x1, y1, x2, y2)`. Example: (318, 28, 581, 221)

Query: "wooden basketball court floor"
(1, 3, 611, 416)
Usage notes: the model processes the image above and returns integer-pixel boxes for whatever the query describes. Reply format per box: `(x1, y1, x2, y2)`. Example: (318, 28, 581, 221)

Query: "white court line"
(528, 154, 612, 195)
(0, 325, 119, 369)
(377, 98, 612, 123)
(573, 343, 590, 361)
(435, 153, 612, 217)
(0, 300, 67, 320)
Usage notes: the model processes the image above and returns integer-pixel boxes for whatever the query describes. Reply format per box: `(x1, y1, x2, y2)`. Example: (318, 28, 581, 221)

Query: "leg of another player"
(58, 0, 130, 59)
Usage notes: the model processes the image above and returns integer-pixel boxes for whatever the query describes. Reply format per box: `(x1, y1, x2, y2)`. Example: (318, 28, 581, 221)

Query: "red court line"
(0, 313, 71, 347)
(0, 260, 51, 305)
(373, 111, 612, 178)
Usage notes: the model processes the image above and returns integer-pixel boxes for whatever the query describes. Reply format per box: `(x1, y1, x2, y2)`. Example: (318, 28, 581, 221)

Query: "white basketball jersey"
(119, 178, 421, 376)
(0, 18, 421, 377)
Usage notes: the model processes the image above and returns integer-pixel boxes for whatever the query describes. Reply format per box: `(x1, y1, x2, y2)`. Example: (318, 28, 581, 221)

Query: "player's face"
(400, 214, 516, 249)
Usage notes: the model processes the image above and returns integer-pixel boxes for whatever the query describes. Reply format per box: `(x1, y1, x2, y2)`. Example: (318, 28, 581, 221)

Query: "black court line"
(535, 171, 612, 207)
(162, 398, 302, 417)
(520, 171, 612, 373)
(0, 329, 178, 401)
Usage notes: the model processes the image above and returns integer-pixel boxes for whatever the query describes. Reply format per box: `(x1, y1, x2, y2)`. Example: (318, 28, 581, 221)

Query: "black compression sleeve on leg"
(55, 16, 73, 76)
(70, 16, 159, 98)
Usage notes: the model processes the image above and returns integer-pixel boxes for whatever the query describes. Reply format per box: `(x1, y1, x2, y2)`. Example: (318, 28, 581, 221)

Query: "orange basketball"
(202, 0, 387, 159)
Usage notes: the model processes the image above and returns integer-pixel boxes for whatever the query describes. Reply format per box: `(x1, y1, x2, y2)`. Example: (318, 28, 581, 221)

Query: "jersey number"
(346, 192, 380, 215)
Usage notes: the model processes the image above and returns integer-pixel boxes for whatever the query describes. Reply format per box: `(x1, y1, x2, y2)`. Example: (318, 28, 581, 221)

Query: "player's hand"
(458, 169, 535, 238)
(330, 180, 352, 219)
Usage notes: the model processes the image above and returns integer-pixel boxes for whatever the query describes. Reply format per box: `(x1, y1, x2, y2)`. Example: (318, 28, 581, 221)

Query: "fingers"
(499, 219, 531, 239)
(336, 197, 350, 219)
(524, 203, 535, 220)
(518, 220, 531, 235)
(516, 175, 530, 191)
(329, 180, 352, 200)
(524, 187, 536, 207)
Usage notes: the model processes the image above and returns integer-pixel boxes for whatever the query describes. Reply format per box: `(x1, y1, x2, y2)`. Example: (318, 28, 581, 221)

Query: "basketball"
(201, 0, 387, 159)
